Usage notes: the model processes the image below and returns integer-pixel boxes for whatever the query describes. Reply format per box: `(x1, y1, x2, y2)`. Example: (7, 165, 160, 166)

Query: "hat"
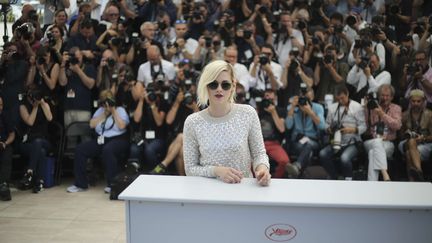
(409, 89, 425, 98)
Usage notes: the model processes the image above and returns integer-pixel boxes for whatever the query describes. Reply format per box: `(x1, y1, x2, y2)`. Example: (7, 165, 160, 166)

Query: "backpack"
(110, 162, 141, 200)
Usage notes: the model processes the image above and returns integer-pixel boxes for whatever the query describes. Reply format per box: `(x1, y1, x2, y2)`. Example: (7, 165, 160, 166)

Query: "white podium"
(119, 175, 432, 243)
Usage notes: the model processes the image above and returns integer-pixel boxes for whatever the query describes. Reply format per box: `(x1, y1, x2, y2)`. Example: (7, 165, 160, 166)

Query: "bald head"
(147, 45, 161, 64)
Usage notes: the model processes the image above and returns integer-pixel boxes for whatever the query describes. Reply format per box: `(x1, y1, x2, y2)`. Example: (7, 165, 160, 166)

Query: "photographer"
(249, 44, 283, 92)
(401, 50, 432, 105)
(319, 85, 367, 180)
(233, 20, 263, 67)
(150, 78, 200, 175)
(67, 90, 130, 193)
(346, 53, 391, 102)
(18, 85, 53, 193)
(39, 0, 70, 30)
(166, 20, 198, 64)
(280, 49, 314, 109)
(273, 12, 305, 67)
(59, 47, 97, 127)
(137, 0, 177, 24)
(363, 84, 402, 181)
(327, 12, 352, 59)
(43, 9, 69, 43)
(126, 22, 164, 75)
(314, 45, 349, 102)
(0, 96, 16, 201)
(258, 89, 290, 178)
(128, 82, 169, 171)
(137, 45, 176, 87)
(0, 41, 30, 127)
(192, 34, 225, 70)
(285, 87, 325, 178)
(43, 25, 66, 54)
(66, 18, 98, 62)
(224, 46, 252, 92)
(348, 29, 385, 70)
(12, 4, 43, 41)
(398, 90, 432, 181)
(69, 3, 100, 37)
(97, 49, 122, 93)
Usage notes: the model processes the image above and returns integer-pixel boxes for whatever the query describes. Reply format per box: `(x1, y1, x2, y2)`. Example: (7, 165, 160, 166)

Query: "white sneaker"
(104, 187, 111, 194)
(67, 185, 86, 193)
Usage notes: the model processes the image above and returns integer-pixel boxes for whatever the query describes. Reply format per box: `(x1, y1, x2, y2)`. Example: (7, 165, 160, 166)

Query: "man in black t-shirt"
(0, 96, 15, 201)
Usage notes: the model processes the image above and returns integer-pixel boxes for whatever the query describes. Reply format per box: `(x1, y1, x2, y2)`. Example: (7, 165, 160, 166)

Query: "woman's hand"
(214, 166, 243, 184)
(255, 164, 271, 186)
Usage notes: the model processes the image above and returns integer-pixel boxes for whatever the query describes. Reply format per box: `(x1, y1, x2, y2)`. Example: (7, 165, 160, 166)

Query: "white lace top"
(183, 104, 269, 178)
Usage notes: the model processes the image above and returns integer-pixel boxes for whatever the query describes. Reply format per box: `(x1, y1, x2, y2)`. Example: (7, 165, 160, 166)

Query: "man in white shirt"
(137, 45, 176, 87)
(346, 53, 391, 102)
(273, 12, 305, 67)
(166, 20, 198, 64)
(249, 44, 283, 91)
(224, 46, 252, 92)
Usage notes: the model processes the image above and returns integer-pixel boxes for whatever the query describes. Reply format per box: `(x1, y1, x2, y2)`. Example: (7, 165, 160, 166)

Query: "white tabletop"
(119, 175, 432, 210)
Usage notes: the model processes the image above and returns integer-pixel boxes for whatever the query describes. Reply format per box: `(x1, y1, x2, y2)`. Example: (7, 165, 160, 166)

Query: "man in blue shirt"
(285, 87, 325, 178)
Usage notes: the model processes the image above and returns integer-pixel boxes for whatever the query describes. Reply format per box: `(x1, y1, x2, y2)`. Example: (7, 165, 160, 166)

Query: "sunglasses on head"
(207, 80, 232, 90)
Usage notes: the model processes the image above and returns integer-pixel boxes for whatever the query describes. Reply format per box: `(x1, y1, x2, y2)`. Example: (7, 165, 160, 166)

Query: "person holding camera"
(285, 87, 325, 178)
(97, 49, 122, 93)
(66, 18, 98, 62)
(59, 47, 97, 127)
(69, 3, 100, 37)
(43, 25, 66, 54)
(137, 0, 177, 24)
(249, 44, 283, 93)
(224, 46, 252, 92)
(233, 20, 264, 67)
(314, 45, 349, 102)
(12, 4, 43, 41)
(67, 90, 130, 193)
(257, 89, 290, 178)
(150, 79, 200, 175)
(273, 12, 305, 68)
(39, 0, 70, 30)
(137, 45, 176, 87)
(319, 85, 367, 180)
(128, 81, 169, 171)
(398, 89, 432, 181)
(346, 53, 391, 102)
(401, 50, 432, 106)
(18, 84, 53, 193)
(0, 96, 16, 201)
(348, 28, 385, 70)
(166, 20, 198, 64)
(192, 34, 225, 70)
(363, 84, 402, 181)
(43, 9, 69, 43)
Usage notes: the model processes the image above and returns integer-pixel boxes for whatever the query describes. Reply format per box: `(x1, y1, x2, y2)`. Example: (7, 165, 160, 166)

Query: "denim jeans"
(319, 144, 358, 179)
(129, 139, 166, 168)
(20, 138, 52, 181)
(289, 139, 321, 169)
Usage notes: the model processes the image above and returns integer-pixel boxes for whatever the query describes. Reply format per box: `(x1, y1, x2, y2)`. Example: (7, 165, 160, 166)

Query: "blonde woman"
(183, 60, 271, 186)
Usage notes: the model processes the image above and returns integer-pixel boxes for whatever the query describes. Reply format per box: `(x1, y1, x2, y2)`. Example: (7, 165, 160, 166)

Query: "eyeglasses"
(207, 81, 232, 90)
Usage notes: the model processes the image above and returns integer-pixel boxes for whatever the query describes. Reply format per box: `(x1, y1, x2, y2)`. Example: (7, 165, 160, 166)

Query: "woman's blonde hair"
(196, 60, 236, 106)
(99, 89, 114, 101)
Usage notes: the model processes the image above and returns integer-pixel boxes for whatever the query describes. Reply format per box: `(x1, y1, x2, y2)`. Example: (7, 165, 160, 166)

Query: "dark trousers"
(129, 139, 166, 168)
(0, 146, 13, 183)
(73, 136, 129, 188)
(290, 139, 321, 169)
(319, 144, 358, 179)
(20, 138, 52, 181)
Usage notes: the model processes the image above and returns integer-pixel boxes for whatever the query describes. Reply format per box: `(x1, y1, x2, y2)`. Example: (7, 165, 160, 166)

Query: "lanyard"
(410, 110, 423, 133)
(334, 102, 349, 127)
(100, 115, 114, 135)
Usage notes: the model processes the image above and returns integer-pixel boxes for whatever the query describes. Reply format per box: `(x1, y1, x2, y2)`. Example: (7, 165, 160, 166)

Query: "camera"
(27, 89, 43, 102)
(107, 58, 116, 68)
(298, 96, 309, 106)
(404, 130, 419, 140)
(146, 85, 157, 102)
(167, 41, 179, 49)
(192, 11, 202, 20)
(157, 21, 167, 31)
(323, 54, 333, 64)
(334, 24, 344, 33)
(103, 97, 116, 107)
(370, 25, 382, 36)
(346, 15, 357, 27)
(261, 98, 273, 108)
(259, 54, 269, 65)
(28, 10, 38, 22)
(289, 59, 299, 73)
(243, 30, 252, 39)
(225, 19, 234, 29)
(358, 56, 370, 69)
(366, 92, 379, 110)
(258, 6, 267, 14)
(154, 73, 165, 87)
(407, 63, 421, 75)
(69, 54, 79, 65)
(354, 39, 371, 49)
(46, 32, 56, 46)
(312, 36, 320, 45)
(205, 36, 212, 48)
(37, 56, 45, 65)
(131, 32, 141, 47)
(297, 20, 307, 30)
(16, 23, 35, 40)
(332, 129, 342, 152)
(183, 91, 194, 105)
(400, 46, 409, 56)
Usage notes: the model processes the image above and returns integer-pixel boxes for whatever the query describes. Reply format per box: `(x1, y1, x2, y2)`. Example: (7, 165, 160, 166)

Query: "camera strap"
(151, 63, 165, 79)
(409, 109, 423, 133)
(101, 114, 114, 135)
(334, 102, 349, 128)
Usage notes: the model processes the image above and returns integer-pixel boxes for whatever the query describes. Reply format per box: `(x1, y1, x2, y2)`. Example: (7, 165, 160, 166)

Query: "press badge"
(22, 134, 28, 143)
(145, 131, 155, 139)
(244, 50, 253, 59)
(97, 136, 105, 145)
(67, 89, 76, 98)
(299, 136, 310, 145)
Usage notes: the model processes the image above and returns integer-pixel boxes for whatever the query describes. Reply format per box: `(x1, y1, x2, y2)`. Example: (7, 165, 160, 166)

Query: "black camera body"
(400, 46, 409, 56)
(261, 98, 273, 109)
(69, 54, 79, 66)
(289, 59, 299, 73)
(259, 54, 269, 65)
(297, 20, 307, 30)
(407, 63, 422, 75)
(323, 54, 333, 64)
(37, 56, 46, 65)
(111, 37, 125, 47)
(146, 85, 158, 102)
(243, 30, 252, 39)
(358, 56, 370, 69)
(370, 25, 382, 36)
(334, 24, 344, 33)
(367, 93, 379, 110)
(16, 23, 35, 40)
(183, 91, 194, 105)
(105, 97, 116, 107)
(258, 6, 267, 14)
(107, 58, 116, 68)
(354, 39, 372, 49)
(205, 37, 212, 48)
(27, 89, 43, 102)
(298, 96, 309, 106)
(46, 32, 56, 46)
(346, 15, 357, 27)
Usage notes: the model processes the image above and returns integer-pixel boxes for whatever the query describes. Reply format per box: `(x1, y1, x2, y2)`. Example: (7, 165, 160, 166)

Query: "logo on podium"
(265, 223, 297, 242)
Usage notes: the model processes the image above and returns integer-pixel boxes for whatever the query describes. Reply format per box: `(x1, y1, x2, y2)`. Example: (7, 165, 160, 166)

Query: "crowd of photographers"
(1, 0, 432, 200)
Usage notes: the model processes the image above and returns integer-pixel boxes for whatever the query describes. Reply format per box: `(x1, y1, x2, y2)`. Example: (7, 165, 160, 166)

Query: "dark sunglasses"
(207, 81, 232, 90)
